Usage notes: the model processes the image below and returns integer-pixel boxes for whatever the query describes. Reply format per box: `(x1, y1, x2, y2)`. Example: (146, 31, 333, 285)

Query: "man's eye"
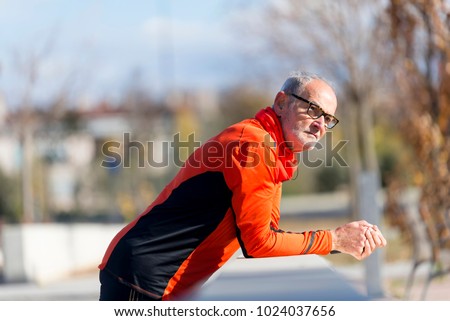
(309, 105, 321, 115)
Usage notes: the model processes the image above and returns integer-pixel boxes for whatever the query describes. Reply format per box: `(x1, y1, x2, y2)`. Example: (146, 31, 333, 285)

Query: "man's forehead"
(304, 81, 337, 112)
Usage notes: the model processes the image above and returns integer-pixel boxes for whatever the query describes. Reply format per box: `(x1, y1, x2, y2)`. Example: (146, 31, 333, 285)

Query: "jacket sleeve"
(223, 140, 332, 258)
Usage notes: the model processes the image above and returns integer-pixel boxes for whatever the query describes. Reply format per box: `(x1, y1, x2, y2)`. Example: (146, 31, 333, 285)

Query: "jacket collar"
(255, 107, 298, 181)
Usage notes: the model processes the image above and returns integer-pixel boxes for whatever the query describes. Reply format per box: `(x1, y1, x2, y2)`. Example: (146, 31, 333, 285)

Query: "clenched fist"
(330, 220, 387, 260)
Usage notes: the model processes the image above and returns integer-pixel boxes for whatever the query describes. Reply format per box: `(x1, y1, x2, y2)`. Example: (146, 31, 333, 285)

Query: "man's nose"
(312, 116, 326, 129)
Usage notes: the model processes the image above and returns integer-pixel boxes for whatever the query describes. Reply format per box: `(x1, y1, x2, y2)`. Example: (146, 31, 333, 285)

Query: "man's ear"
(273, 91, 287, 116)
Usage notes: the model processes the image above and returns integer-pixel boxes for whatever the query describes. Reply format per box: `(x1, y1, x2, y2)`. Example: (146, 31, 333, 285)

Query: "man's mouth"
(305, 131, 318, 140)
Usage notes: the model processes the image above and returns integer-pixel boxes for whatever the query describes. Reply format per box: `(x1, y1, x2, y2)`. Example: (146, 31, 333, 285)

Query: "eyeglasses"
(289, 93, 339, 129)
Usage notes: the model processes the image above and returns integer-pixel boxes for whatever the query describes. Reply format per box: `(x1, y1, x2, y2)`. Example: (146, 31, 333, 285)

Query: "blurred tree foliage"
(381, 0, 450, 255)
(0, 170, 21, 223)
(373, 119, 416, 188)
(217, 85, 270, 128)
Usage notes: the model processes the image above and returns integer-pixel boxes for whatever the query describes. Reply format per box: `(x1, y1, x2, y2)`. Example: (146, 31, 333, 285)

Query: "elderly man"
(99, 71, 387, 301)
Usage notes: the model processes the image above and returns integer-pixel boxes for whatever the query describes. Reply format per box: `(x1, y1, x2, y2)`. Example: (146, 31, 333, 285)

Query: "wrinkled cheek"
(290, 129, 308, 149)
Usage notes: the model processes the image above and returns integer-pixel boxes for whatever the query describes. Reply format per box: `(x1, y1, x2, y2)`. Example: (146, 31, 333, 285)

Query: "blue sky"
(0, 0, 259, 108)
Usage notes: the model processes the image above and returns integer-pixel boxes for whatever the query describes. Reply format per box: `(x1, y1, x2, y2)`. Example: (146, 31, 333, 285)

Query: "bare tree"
(14, 48, 47, 223)
(11, 32, 85, 222)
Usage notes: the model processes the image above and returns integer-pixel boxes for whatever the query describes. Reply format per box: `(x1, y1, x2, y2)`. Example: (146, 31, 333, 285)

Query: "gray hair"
(280, 71, 334, 95)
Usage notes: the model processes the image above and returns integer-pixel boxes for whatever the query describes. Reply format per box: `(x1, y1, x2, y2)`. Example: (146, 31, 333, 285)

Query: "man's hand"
(330, 220, 387, 260)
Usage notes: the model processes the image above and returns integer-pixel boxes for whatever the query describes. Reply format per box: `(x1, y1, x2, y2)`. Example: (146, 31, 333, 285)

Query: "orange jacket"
(99, 107, 332, 300)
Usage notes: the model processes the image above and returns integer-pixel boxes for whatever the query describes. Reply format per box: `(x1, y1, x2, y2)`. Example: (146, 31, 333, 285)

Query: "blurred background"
(0, 0, 449, 300)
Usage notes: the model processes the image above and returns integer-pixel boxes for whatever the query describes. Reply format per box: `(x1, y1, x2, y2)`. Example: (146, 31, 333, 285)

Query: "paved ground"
(335, 260, 450, 301)
(0, 270, 100, 301)
(0, 260, 448, 301)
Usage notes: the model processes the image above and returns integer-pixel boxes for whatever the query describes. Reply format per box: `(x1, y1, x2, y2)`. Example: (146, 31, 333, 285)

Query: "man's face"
(275, 79, 338, 152)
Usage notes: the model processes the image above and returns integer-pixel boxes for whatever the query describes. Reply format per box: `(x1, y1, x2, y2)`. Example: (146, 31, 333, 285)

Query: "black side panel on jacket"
(104, 171, 232, 297)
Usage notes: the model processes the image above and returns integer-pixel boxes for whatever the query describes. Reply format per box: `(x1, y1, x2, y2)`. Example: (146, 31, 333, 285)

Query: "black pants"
(99, 270, 160, 301)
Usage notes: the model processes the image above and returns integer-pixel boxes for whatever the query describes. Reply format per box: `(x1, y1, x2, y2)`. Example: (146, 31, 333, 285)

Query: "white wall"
(1, 223, 123, 285)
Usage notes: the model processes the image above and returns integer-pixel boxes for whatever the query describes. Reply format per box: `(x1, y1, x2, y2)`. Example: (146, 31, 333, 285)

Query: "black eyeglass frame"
(289, 93, 339, 129)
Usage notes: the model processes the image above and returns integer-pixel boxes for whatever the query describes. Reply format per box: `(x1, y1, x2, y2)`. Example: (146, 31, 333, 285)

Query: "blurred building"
(0, 89, 219, 223)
